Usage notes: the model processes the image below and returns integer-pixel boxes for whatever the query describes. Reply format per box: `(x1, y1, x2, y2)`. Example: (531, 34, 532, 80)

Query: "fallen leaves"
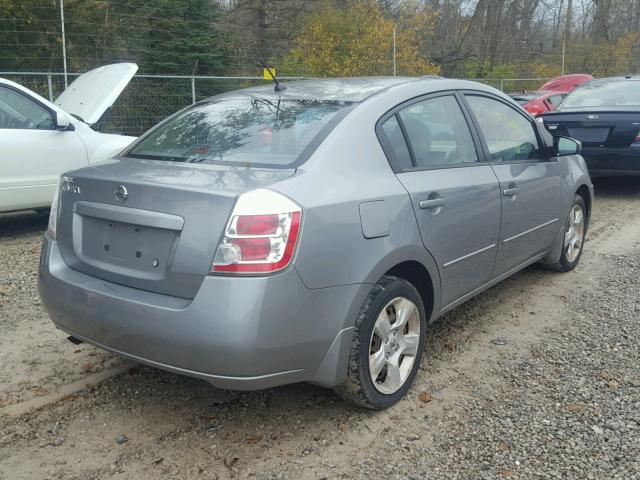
(418, 391, 432, 403)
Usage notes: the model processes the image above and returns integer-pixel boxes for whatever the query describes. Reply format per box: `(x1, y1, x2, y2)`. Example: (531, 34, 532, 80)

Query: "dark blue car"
(541, 76, 640, 176)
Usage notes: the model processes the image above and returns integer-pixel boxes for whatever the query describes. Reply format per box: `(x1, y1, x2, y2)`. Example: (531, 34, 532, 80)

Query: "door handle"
(419, 198, 446, 209)
(503, 186, 520, 197)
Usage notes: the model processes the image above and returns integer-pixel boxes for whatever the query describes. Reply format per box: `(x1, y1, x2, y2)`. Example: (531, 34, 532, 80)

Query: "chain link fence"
(1, 72, 550, 137)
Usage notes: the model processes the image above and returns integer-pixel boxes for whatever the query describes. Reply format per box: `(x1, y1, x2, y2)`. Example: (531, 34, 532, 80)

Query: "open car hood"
(55, 63, 138, 125)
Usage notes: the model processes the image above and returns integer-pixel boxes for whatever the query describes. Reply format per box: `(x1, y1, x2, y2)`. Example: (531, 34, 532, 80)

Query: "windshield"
(125, 96, 353, 168)
(558, 80, 640, 110)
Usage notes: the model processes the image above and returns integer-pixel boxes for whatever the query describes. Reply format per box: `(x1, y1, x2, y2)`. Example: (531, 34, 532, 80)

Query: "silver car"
(39, 77, 593, 409)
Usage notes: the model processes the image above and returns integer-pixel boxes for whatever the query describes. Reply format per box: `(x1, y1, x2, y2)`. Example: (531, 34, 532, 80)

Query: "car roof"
(211, 76, 429, 102)
(208, 76, 516, 105)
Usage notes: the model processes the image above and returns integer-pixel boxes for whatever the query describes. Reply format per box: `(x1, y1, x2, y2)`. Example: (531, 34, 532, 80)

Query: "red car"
(540, 74, 594, 93)
(510, 74, 594, 117)
(510, 90, 568, 117)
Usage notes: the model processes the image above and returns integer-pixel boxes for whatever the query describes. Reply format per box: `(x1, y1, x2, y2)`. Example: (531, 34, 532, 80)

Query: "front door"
(464, 94, 562, 277)
(378, 93, 501, 308)
(0, 85, 86, 211)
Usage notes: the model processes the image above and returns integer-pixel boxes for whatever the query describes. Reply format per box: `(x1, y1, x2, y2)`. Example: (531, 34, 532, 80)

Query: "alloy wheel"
(368, 297, 421, 394)
(564, 203, 585, 263)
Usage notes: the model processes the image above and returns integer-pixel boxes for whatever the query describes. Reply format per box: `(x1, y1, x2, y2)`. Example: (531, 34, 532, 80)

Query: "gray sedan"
(39, 77, 593, 409)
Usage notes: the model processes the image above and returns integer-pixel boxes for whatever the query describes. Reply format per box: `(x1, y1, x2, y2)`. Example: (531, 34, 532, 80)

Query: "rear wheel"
(334, 275, 426, 409)
(549, 195, 587, 272)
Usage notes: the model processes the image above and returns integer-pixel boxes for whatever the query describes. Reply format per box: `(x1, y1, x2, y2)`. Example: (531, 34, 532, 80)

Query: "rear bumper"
(582, 145, 640, 175)
(38, 237, 364, 390)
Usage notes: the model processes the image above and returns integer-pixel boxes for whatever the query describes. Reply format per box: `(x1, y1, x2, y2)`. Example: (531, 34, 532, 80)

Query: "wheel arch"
(385, 261, 435, 324)
(576, 183, 592, 229)
(363, 245, 441, 323)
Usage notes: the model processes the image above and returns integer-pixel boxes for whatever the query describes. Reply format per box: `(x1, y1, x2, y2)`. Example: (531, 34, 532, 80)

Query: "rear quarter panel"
(270, 83, 452, 324)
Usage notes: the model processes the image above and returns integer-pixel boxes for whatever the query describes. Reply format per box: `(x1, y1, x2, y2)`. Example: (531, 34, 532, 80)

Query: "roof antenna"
(258, 59, 286, 93)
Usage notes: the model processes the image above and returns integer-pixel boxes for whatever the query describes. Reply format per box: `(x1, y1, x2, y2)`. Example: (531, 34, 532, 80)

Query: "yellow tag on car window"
(263, 67, 276, 80)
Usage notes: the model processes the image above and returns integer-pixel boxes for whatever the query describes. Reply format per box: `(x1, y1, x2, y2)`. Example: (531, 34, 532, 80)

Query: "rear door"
(463, 93, 562, 277)
(0, 84, 87, 212)
(378, 93, 501, 308)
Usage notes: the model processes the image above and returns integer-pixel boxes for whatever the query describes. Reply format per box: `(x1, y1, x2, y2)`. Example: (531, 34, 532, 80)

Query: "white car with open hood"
(0, 63, 139, 213)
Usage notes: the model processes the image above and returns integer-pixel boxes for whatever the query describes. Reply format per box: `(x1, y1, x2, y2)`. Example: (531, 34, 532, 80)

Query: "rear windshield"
(125, 97, 353, 168)
(558, 80, 640, 110)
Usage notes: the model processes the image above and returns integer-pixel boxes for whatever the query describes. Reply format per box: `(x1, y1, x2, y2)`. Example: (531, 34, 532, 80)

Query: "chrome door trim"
(438, 250, 549, 315)
(502, 218, 559, 244)
(442, 243, 496, 268)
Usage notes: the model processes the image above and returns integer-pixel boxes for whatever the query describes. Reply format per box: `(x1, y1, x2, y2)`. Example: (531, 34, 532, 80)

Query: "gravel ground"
(0, 178, 639, 480)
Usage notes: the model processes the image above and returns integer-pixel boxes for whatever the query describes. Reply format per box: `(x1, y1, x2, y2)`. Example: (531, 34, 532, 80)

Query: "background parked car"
(541, 75, 640, 176)
(509, 74, 594, 117)
(510, 90, 568, 117)
(539, 74, 595, 93)
(0, 63, 138, 213)
(39, 77, 593, 410)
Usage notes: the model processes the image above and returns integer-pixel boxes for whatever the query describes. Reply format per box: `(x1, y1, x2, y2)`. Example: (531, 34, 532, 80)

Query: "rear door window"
(378, 115, 413, 171)
(465, 95, 540, 162)
(378, 94, 478, 172)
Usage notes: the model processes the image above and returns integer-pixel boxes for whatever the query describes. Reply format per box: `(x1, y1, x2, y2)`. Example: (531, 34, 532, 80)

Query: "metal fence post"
(47, 73, 53, 101)
(191, 76, 196, 104)
(500, 79, 504, 91)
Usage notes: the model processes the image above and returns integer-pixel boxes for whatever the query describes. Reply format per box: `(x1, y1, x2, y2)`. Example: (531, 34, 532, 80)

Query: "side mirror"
(554, 136, 581, 156)
(55, 111, 72, 131)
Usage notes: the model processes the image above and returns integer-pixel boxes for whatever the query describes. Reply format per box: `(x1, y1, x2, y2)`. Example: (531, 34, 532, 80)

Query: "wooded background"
(1, 0, 639, 80)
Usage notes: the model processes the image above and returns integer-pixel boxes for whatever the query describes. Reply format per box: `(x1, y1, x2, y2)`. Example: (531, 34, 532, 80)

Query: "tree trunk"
(592, 0, 612, 42)
(564, 0, 572, 44)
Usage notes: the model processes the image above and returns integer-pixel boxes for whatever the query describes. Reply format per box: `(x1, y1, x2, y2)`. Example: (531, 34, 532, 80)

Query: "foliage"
(574, 32, 640, 76)
(0, 0, 229, 74)
(139, 0, 229, 74)
(281, 1, 439, 77)
(1, 0, 640, 84)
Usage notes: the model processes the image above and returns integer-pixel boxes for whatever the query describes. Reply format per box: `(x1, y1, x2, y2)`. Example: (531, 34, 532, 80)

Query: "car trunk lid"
(542, 111, 640, 147)
(55, 158, 295, 298)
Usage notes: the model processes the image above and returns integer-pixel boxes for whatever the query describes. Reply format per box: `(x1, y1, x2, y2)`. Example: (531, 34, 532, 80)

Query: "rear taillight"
(211, 189, 302, 274)
(46, 178, 62, 239)
(634, 134, 640, 144)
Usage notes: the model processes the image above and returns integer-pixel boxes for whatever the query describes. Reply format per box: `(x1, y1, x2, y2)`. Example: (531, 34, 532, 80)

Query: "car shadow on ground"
(74, 262, 546, 437)
(592, 176, 640, 198)
(0, 210, 48, 239)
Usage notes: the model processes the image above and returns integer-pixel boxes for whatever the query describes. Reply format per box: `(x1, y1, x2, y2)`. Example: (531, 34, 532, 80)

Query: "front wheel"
(549, 195, 587, 272)
(334, 276, 427, 409)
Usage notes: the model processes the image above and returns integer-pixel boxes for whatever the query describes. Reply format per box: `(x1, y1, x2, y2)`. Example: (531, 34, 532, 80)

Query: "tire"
(334, 275, 427, 409)
(548, 194, 587, 272)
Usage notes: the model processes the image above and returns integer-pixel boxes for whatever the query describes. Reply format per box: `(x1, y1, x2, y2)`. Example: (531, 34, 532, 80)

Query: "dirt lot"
(1, 178, 639, 480)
